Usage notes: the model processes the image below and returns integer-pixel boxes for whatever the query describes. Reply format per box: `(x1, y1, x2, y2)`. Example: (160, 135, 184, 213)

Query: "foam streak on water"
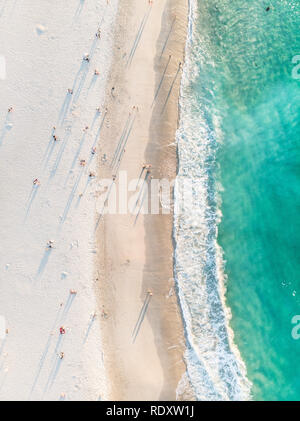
(174, 0, 251, 401)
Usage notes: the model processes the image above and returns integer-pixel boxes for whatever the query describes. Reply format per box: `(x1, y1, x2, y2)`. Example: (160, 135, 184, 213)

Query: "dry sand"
(0, 0, 119, 400)
(97, 0, 189, 400)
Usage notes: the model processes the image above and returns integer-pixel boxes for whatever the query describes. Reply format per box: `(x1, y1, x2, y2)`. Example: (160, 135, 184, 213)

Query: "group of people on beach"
(3, 2, 165, 398)
(27, 23, 112, 375)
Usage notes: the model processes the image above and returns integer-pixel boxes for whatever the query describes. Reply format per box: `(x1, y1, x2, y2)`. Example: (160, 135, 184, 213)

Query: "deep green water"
(193, 0, 300, 400)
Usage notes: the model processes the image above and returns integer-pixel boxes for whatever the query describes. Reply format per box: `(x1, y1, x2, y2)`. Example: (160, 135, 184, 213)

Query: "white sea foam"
(174, 0, 252, 401)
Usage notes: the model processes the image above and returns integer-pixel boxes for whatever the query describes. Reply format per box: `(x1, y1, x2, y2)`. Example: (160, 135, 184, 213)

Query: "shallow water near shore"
(175, 0, 300, 400)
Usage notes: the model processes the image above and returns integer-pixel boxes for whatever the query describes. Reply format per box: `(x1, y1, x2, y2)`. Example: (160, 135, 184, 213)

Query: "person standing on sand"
(47, 240, 54, 249)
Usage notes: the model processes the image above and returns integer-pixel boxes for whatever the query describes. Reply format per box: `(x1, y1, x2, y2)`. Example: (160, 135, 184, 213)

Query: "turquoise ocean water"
(175, 0, 300, 400)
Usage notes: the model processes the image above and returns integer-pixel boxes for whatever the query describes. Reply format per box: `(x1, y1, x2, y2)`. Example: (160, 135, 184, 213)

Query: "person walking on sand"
(60, 326, 66, 335)
(142, 163, 152, 171)
(101, 309, 108, 319)
(33, 178, 40, 186)
(47, 240, 54, 249)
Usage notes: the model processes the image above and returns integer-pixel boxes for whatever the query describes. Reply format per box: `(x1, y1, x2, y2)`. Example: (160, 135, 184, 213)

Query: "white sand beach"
(0, 0, 118, 400)
(0, 0, 189, 401)
(97, 0, 189, 400)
